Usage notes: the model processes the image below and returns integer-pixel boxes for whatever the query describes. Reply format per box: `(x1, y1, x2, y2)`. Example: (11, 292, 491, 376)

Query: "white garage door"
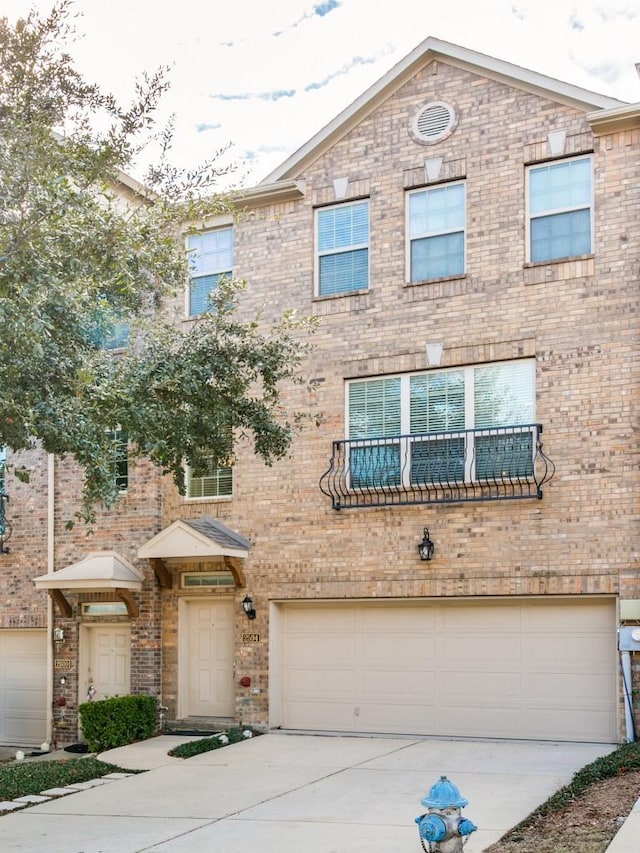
(280, 598, 617, 743)
(0, 630, 47, 746)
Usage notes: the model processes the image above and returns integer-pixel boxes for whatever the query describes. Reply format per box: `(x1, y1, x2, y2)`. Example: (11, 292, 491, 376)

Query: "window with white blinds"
(187, 227, 233, 316)
(346, 360, 535, 486)
(187, 459, 233, 499)
(316, 200, 369, 296)
(407, 182, 465, 282)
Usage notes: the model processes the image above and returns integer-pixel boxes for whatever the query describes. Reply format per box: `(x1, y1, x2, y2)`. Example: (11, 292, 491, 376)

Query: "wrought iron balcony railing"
(319, 423, 555, 510)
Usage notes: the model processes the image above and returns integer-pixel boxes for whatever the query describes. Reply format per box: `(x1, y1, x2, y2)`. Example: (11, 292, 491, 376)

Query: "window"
(347, 360, 535, 487)
(187, 457, 233, 499)
(187, 227, 233, 316)
(105, 428, 128, 493)
(407, 182, 465, 281)
(0, 446, 5, 495)
(316, 200, 369, 296)
(527, 156, 592, 263)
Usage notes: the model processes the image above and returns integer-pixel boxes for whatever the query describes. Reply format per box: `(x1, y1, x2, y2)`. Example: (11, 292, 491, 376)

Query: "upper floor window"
(316, 200, 369, 296)
(187, 227, 233, 316)
(105, 428, 128, 493)
(187, 458, 233, 499)
(407, 182, 465, 282)
(0, 446, 5, 495)
(527, 156, 592, 263)
(347, 360, 536, 487)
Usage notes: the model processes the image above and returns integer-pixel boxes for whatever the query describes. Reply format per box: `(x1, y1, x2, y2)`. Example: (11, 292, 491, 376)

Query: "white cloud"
(3, 0, 639, 185)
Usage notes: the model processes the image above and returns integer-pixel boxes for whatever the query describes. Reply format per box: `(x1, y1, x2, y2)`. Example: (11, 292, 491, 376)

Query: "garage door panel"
(0, 630, 47, 746)
(362, 636, 436, 664)
(287, 668, 357, 698)
(439, 669, 522, 700)
(280, 600, 617, 743)
(524, 636, 614, 670)
(361, 668, 432, 699)
(439, 704, 525, 737)
(526, 601, 615, 630)
(525, 671, 616, 704)
(361, 606, 436, 632)
(525, 707, 616, 742)
(439, 635, 522, 666)
(362, 703, 437, 732)
(438, 603, 523, 630)
(286, 636, 357, 667)
(286, 700, 358, 730)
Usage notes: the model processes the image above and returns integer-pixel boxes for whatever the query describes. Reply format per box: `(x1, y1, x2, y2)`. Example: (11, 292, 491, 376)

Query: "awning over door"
(33, 551, 144, 617)
(137, 516, 250, 588)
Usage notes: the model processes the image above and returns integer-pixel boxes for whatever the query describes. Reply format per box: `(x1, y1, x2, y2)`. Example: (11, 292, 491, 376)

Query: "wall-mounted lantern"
(242, 595, 256, 620)
(417, 527, 435, 561)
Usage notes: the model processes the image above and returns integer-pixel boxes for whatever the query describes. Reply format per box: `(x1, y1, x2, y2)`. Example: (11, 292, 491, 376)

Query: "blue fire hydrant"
(415, 775, 477, 852)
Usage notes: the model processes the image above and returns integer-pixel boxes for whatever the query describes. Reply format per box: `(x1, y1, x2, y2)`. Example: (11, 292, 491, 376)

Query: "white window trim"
(185, 225, 234, 317)
(185, 462, 233, 501)
(525, 154, 593, 264)
(405, 181, 466, 284)
(314, 199, 370, 297)
(345, 360, 536, 488)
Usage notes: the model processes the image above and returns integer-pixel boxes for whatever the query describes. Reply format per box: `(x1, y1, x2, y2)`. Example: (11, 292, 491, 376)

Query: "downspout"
(618, 626, 640, 743)
(46, 453, 55, 744)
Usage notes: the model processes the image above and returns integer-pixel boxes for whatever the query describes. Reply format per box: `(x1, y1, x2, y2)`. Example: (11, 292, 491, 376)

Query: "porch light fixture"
(242, 595, 256, 620)
(417, 527, 435, 561)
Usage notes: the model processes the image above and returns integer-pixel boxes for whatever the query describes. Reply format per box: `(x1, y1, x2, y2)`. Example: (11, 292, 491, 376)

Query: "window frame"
(105, 428, 129, 494)
(186, 226, 234, 317)
(186, 458, 233, 501)
(406, 180, 466, 283)
(346, 360, 536, 489)
(315, 199, 370, 297)
(526, 154, 593, 264)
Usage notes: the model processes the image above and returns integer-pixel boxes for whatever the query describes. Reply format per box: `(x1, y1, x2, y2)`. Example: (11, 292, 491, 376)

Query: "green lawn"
(0, 758, 139, 802)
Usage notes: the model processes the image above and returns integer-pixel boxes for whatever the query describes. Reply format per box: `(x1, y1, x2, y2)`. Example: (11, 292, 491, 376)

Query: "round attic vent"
(411, 101, 458, 145)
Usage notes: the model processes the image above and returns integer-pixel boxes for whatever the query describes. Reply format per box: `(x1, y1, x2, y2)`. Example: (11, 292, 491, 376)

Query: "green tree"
(0, 2, 315, 522)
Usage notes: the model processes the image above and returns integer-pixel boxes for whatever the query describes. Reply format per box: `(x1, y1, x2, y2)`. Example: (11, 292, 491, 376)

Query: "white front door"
(87, 625, 131, 702)
(182, 599, 234, 717)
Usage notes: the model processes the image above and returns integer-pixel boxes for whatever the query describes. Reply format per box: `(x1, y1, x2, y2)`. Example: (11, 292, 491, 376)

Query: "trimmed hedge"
(169, 727, 260, 758)
(78, 694, 157, 752)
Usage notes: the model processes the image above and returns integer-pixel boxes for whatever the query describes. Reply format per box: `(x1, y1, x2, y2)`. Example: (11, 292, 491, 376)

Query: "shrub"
(169, 727, 260, 759)
(78, 694, 157, 752)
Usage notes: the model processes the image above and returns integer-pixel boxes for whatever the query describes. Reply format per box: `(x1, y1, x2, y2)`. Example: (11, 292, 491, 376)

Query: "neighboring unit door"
(0, 630, 47, 746)
(183, 599, 234, 717)
(279, 598, 617, 743)
(87, 625, 131, 701)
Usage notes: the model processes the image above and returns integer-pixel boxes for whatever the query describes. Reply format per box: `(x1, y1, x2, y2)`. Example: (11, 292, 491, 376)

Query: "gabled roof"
(263, 36, 627, 183)
(138, 516, 250, 560)
(33, 551, 144, 592)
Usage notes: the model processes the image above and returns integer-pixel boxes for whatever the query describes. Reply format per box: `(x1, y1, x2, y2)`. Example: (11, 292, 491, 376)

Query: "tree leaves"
(0, 2, 316, 524)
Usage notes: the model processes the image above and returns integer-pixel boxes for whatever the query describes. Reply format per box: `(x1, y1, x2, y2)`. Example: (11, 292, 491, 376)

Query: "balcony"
(319, 423, 555, 510)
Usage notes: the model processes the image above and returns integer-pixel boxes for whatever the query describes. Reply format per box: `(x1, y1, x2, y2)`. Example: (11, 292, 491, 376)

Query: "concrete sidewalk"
(0, 733, 616, 852)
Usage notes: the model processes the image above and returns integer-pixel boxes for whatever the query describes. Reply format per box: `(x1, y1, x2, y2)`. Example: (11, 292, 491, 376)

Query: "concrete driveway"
(0, 733, 614, 852)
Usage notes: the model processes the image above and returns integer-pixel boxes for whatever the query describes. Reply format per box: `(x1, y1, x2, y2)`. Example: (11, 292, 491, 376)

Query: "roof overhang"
(33, 552, 144, 617)
(587, 102, 640, 135)
(137, 518, 250, 589)
(138, 518, 250, 560)
(263, 36, 627, 183)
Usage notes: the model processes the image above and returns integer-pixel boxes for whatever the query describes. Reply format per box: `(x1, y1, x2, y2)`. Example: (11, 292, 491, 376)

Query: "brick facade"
(1, 40, 638, 746)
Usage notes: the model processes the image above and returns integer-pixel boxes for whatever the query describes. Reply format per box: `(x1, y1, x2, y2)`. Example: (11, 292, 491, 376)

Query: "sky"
(4, 0, 640, 188)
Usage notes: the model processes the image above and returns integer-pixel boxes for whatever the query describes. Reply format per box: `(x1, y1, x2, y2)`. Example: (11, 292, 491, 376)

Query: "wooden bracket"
(49, 588, 72, 618)
(115, 588, 139, 618)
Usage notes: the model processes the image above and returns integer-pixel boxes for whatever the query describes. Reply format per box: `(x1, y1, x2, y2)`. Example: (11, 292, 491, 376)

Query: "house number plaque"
(54, 659, 73, 670)
(242, 632, 260, 643)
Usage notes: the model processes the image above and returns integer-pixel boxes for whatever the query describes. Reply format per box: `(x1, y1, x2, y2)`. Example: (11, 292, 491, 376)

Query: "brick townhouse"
(1, 37, 639, 748)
